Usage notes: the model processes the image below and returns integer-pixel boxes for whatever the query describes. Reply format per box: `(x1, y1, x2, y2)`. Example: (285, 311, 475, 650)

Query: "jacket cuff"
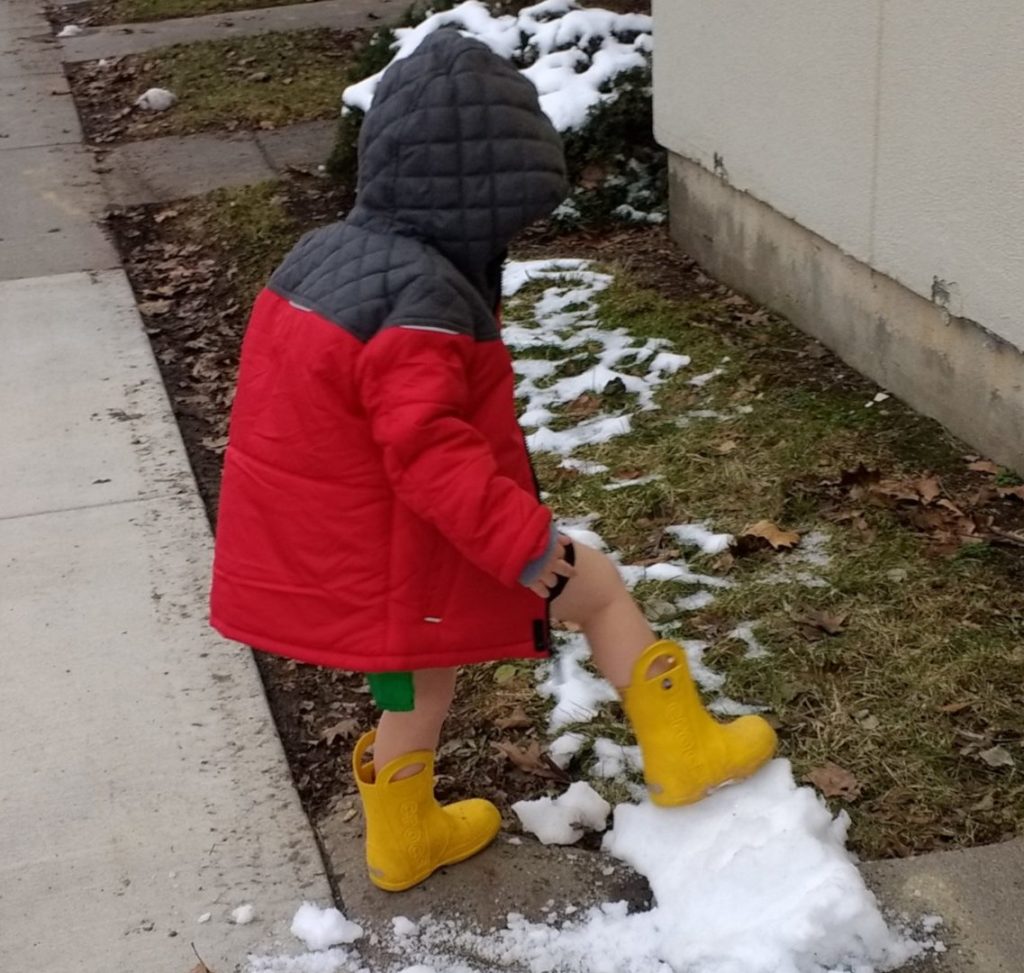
(518, 523, 560, 586)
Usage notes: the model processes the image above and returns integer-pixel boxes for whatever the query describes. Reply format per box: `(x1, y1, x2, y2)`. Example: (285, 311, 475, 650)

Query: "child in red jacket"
(211, 30, 776, 892)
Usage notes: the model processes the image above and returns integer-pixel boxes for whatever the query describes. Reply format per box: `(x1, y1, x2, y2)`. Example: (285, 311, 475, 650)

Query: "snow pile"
(290, 903, 364, 951)
(512, 780, 611, 845)
(503, 260, 690, 458)
(56, 24, 83, 38)
(135, 88, 176, 112)
(378, 763, 925, 973)
(343, 1, 652, 134)
(232, 903, 257, 925)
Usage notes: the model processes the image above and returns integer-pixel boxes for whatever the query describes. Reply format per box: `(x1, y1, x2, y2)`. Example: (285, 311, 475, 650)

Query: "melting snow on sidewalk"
(247, 262, 940, 972)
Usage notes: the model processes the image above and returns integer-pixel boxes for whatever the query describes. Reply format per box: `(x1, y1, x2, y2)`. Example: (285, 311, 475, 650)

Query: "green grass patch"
(91, 0, 305, 25)
(73, 29, 362, 143)
(509, 269, 1024, 860)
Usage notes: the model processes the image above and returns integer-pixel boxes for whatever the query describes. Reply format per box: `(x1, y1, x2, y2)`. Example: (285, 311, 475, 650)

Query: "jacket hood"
(352, 30, 569, 298)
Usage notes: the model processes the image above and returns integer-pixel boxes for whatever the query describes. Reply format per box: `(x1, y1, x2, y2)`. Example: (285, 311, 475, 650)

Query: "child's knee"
(413, 667, 457, 714)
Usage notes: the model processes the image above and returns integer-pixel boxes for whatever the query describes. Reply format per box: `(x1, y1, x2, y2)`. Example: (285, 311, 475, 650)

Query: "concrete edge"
(666, 151, 1024, 475)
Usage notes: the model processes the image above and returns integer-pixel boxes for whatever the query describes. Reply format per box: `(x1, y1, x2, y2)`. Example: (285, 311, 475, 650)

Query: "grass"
(496, 272, 1024, 860)
(179, 181, 301, 300)
(92, 0, 305, 25)
(76, 29, 362, 142)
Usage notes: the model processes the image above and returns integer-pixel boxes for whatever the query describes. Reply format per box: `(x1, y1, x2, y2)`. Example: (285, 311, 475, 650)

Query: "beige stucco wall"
(653, 0, 1024, 350)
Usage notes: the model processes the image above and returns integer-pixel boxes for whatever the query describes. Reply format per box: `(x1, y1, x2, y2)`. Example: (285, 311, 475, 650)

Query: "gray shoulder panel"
(268, 221, 498, 343)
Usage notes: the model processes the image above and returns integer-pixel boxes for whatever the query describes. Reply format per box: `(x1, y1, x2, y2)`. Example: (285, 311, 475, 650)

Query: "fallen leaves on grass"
(791, 607, 848, 639)
(738, 520, 801, 551)
(978, 746, 1016, 769)
(492, 740, 568, 781)
(804, 762, 863, 800)
(968, 459, 1001, 475)
(494, 706, 533, 731)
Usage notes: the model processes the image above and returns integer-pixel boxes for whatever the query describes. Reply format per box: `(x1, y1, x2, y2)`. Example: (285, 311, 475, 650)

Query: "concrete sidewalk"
(0, 3, 333, 970)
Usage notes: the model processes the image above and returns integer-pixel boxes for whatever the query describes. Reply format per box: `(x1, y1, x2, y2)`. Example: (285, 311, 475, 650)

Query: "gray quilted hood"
(353, 30, 568, 284)
(268, 30, 567, 339)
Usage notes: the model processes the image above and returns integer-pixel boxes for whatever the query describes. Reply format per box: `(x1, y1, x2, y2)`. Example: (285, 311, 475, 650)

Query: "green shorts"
(366, 671, 415, 712)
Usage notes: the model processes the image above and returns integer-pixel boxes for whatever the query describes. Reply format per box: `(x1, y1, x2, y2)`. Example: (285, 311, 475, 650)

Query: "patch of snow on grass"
(728, 621, 767, 659)
(548, 731, 587, 769)
(590, 737, 642, 779)
(503, 260, 691, 460)
(665, 522, 733, 555)
(539, 632, 618, 730)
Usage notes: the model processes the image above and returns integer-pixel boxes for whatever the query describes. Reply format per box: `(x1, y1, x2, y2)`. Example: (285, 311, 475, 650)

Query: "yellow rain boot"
(622, 640, 777, 807)
(353, 730, 501, 892)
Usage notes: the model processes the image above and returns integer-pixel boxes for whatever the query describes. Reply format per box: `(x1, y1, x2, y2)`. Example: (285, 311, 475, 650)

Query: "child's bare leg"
(550, 542, 663, 688)
(374, 667, 456, 779)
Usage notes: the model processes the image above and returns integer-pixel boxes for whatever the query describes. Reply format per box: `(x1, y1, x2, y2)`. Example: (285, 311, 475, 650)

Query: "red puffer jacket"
(209, 31, 569, 671)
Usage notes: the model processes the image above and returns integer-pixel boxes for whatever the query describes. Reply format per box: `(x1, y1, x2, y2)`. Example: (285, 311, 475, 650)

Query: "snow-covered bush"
(327, 0, 664, 227)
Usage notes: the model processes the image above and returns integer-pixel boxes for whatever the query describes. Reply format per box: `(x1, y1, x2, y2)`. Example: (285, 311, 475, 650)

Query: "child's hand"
(525, 534, 577, 598)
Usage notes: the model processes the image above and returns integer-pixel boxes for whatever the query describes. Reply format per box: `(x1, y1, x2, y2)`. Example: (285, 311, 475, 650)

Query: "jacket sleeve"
(355, 325, 553, 587)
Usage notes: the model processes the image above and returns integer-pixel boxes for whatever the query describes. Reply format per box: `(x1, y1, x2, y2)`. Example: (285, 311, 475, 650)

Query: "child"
(211, 30, 776, 893)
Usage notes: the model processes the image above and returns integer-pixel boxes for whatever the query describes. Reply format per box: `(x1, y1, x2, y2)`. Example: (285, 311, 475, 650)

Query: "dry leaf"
(137, 299, 172, 315)
(320, 718, 358, 746)
(494, 706, 533, 731)
(715, 439, 739, 454)
(968, 460, 1000, 475)
(565, 392, 601, 418)
(997, 485, 1024, 502)
(916, 477, 942, 504)
(978, 746, 1015, 769)
(492, 740, 566, 781)
(741, 520, 801, 550)
(804, 762, 862, 800)
(189, 964, 212, 973)
(939, 700, 972, 715)
(970, 792, 995, 812)
(792, 608, 848, 637)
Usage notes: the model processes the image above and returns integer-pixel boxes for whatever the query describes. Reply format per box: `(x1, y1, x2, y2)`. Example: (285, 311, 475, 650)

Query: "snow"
(513, 781, 611, 844)
(343, 1, 652, 134)
(248, 950, 364, 973)
(665, 523, 734, 555)
(538, 632, 619, 730)
(560, 457, 610, 475)
(290, 903, 364, 951)
(603, 474, 663, 491)
(676, 590, 715, 612)
(135, 88, 176, 112)
(392, 916, 419, 938)
(232, 903, 257, 925)
(548, 731, 587, 769)
(613, 204, 666, 225)
(590, 737, 642, 780)
(197, 911, 211, 924)
(728, 621, 767, 659)
(56, 24, 83, 37)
